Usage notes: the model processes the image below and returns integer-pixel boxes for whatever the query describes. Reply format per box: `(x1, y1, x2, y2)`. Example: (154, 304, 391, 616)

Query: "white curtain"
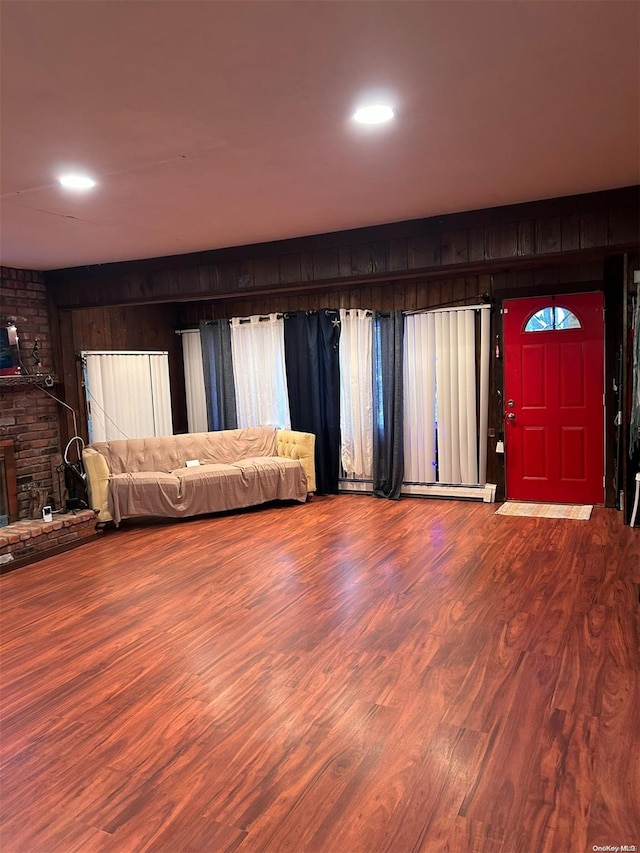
(180, 330, 208, 433)
(403, 307, 490, 485)
(230, 314, 291, 429)
(339, 309, 373, 478)
(82, 351, 173, 443)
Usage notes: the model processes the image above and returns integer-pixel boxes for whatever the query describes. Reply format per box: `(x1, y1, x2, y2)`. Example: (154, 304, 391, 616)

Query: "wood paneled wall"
(46, 187, 638, 310)
(52, 303, 186, 442)
(53, 260, 608, 499)
(178, 275, 490, 325)
(177, 262, 605, 326)
(45, 186, 639, 506)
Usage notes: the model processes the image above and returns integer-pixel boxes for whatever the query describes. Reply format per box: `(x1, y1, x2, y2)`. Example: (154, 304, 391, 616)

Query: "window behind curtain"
(339, 309, 373, 480)
(230, 315, 291, 429)
(179, 330, 208, 433)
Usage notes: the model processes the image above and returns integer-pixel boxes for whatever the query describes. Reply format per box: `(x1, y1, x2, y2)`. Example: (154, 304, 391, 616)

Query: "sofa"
(82, 426, 316, 525)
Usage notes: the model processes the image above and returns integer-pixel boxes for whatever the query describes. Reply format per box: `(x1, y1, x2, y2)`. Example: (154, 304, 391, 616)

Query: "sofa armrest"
(82, 447, 113, 523)
(277, 430, 316, 493)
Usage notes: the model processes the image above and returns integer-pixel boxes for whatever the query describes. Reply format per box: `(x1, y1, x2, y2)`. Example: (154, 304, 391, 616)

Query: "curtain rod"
(79, 350, 169, 356)
(403, 302, 491, 316)
(208, 309, 341, 324)
(179, 303, 489, 331)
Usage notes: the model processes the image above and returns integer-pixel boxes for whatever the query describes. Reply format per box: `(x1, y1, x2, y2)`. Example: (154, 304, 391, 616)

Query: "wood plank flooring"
(1, 496, 638, 853)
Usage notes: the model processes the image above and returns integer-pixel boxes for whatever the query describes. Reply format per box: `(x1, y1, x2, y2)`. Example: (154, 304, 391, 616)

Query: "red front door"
(503, 292, 605, 504)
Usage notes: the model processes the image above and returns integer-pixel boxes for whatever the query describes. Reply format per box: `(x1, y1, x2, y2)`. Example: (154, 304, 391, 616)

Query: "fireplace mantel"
(0, 374, 58, 388)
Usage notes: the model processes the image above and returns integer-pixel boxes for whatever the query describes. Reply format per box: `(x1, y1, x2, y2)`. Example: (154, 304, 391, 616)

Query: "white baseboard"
(339, 480, 497, 502)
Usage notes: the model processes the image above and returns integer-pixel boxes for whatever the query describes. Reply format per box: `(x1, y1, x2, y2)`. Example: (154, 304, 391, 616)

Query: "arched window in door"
(524, 306, 581, 332)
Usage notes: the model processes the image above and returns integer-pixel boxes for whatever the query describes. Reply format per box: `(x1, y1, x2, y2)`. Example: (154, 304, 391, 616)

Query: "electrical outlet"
(496, 440, 504, 454)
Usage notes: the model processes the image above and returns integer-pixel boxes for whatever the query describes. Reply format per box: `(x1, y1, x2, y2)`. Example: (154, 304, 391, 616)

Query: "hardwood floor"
(1, 496, 638, 853)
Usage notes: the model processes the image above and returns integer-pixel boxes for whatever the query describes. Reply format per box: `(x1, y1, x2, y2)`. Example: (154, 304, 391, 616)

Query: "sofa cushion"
(230, 456, 304, 473)
(230, 456, 308, 500)
(109, 471, 182, 524)
(93, 427, 279, 474)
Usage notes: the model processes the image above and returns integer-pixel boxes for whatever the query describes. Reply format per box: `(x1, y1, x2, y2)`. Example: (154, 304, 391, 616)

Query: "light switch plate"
(496, 441, 504, 454)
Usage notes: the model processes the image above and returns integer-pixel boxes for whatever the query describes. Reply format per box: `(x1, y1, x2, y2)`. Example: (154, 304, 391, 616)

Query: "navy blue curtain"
(372, 310, 404, 499)
(284, 310, 341, 495)
(199, 320, 237, 431)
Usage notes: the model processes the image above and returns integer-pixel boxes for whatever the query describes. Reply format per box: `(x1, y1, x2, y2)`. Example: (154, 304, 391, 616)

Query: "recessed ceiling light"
(353, 105, 395, 125)
(58, 174, 97, 190)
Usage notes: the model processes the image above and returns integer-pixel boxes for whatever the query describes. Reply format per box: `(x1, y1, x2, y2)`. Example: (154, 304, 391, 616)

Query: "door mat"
(495, 502, 593, 520)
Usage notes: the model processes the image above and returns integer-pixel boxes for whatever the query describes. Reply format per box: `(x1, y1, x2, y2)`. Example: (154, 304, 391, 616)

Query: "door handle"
(506, 412, 516, 422)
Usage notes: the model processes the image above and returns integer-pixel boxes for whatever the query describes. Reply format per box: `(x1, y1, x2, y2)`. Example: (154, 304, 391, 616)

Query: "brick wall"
(0, 267, 63, 518)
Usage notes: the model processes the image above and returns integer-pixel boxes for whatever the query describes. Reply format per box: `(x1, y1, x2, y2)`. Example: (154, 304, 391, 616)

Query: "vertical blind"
(403, 306, 490, 486)
(404, 312, 437, 482)
(82, 351, 173, 443)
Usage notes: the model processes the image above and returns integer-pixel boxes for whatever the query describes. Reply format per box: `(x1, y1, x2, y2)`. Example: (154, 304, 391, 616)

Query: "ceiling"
(1, 1, 638, 272)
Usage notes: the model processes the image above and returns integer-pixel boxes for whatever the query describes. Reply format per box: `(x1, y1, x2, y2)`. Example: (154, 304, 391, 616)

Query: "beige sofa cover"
(83, 427, 316, 524)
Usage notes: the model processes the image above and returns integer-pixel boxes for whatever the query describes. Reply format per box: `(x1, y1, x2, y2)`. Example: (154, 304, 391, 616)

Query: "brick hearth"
(0, 509, 100, 572)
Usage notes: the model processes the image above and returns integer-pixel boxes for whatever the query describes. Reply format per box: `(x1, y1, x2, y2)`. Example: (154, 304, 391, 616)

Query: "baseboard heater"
(339, 479, 373, 494)
(402, 483, 497, 503)
(339, 479, 497, 503)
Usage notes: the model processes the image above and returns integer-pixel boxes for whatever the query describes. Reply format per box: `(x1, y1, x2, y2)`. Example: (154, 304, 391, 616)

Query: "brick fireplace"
(0, 267, 63, 518)
(0, 267, 101, 570)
